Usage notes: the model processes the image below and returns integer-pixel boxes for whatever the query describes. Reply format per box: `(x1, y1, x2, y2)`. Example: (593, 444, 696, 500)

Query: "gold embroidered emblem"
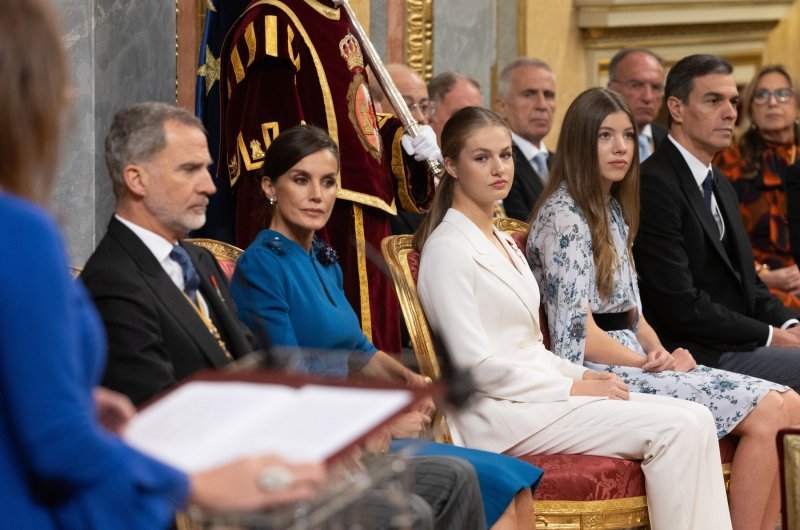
(250, 139, 265, 160)
(346, 72, 381, 161)
(196, 45, 220, 96)
(228, 153, 240, 185)
(338, 32, 364, 73)
(261, 122, 280, 150)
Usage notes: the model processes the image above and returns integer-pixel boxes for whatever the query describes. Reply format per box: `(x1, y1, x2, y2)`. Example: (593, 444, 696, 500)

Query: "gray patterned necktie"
(532, 151, 548, 179)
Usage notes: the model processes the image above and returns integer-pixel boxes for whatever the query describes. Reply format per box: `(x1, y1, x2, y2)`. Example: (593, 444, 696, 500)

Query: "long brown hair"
(737, 65, 800, 179)
(413, 106, 510, 250)
(529, 88, 640, 300)
(0, 0, 70, 203)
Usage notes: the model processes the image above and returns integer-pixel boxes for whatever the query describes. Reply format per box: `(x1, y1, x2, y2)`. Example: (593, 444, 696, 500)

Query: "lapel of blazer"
(188, 244, 254, 358)
(712, 171, 754, 294)
(444, 210, 540, 324)
(512, 142, 544, 200)
(664, 142, 738, 276)
(651, 122, 668, 148)
(107, 218, 232, 367)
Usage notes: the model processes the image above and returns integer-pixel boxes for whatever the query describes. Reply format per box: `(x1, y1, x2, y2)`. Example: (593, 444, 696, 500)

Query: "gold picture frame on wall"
(405, 0, 434, 81)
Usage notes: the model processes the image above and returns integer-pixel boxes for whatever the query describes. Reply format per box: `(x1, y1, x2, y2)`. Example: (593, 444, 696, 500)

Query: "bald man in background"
(383, 64, 432, 236)
(385, 64, 432, 127)
(607, 48, 667, 161)
(427, 71, 484, 143)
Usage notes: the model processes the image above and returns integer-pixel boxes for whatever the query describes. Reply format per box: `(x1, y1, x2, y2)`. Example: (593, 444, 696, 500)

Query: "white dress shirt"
(668, 135, 725, 239)
(115, 214, 209, 314)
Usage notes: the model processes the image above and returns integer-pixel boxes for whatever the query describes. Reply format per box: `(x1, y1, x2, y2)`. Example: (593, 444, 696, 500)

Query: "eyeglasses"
(611, 79, 664, 96)
(404, 98, 431, 118)
(752, 88, 794, 105)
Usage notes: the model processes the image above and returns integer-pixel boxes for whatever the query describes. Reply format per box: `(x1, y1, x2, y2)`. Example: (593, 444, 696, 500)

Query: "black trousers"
(719, 347, 800, 393)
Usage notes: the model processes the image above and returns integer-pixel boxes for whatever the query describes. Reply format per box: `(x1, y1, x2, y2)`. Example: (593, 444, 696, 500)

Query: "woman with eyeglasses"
(715, 65, 800, 309)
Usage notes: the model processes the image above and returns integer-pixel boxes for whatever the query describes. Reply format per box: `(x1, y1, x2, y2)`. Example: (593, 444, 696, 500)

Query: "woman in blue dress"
(0, 1, 326, 528)
(527, 87, 800, 530)
(231, 124, 542, 529)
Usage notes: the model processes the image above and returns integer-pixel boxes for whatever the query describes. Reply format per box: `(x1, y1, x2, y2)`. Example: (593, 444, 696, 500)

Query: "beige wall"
(520, 0, 587, 147)
(765, 0, 800, 79)
(518, 0, 800, 145)
(350, 0, 371, 33)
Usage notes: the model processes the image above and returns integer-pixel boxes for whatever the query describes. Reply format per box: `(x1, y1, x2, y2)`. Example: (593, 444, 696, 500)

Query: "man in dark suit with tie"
(634, 54, 800, 391)
(81, 102, 258, 405)
(607, 48, 668, 162)
(495, 58, 556, 221)
(82, 103, 489, 529)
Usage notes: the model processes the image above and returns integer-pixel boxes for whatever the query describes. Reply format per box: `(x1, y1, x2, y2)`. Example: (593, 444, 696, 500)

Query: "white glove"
(401, 125, 443, 163)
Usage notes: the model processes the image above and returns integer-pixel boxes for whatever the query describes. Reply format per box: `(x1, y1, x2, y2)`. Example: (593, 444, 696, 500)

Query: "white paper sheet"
(125, 381, 412, 472)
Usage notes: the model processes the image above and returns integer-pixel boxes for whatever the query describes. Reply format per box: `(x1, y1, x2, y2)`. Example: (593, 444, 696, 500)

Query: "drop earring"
(268, 195, 277, 205)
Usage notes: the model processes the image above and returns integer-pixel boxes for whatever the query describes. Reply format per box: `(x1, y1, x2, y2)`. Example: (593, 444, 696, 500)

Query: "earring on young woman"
(268, 195, 277, 205)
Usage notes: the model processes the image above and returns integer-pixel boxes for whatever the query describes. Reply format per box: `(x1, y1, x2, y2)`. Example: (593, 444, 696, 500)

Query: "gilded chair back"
(380, 234, 453, 445)
(382, 233, 651, 529)
(184, 238, 243, 280)
(493, 216, 530, 239)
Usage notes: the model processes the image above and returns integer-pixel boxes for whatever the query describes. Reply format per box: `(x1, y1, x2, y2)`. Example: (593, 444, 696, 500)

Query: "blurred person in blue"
(0, 0, 325, 527)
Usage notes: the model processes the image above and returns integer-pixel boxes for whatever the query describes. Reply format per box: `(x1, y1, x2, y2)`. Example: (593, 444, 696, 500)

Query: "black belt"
(592, 311, 630, 332)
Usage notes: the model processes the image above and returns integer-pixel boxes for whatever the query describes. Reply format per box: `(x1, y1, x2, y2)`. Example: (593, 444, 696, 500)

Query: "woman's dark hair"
(737, 65, 799, 179)
(260, 124, 340, 184)
(529, 87, 639, 300)
(0, 0, 70, 203)
(254, 124, 340, 228)
(413, 106, 509, 250)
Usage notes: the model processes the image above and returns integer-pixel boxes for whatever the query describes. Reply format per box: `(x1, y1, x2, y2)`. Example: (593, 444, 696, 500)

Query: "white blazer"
(418, 209, 601, 453)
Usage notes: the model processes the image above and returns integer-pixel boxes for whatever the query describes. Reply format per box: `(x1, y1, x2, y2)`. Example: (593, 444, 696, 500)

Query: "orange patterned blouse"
(716, 140, 799, 308)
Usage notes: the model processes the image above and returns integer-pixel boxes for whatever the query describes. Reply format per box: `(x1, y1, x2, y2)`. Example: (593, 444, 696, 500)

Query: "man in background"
(495, 58, 556, 221)
(607, 48, 667, 161)
(428, 71, 484, 143)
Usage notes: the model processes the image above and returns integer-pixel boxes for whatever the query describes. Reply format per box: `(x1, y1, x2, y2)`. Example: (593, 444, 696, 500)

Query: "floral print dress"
(527, 185, 788, 437)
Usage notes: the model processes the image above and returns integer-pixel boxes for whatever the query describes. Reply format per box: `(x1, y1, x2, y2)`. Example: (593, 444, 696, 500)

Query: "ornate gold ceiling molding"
(576, 0, 794, 46)
(576, 0, 795, 29)
(406, 0, 434, 81)
(576, 0, 795, 86)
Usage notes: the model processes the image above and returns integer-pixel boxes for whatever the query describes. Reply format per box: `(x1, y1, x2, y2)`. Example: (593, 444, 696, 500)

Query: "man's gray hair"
(105, 102, 204, 198)
(427, 71, 481, 104)
(496, 58, 552, 100)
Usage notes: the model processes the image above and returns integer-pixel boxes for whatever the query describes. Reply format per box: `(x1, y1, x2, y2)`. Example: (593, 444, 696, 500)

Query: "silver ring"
(258, 466, 295, 491)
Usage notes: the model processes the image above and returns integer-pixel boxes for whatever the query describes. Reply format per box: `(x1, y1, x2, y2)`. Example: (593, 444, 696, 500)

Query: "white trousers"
(505, 393, 732, 530)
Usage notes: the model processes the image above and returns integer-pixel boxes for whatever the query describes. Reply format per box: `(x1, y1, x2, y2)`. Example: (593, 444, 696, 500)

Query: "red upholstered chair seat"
(520, 454, 646, 501)
(385, 234, 650, 527)
(404, 243, 648, 498)
(384, 231, 738, 528)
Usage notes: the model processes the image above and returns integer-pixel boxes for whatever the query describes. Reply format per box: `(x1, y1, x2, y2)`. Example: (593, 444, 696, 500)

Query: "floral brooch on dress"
(312, 237, 338, 266)
(264, 235, 287, 256)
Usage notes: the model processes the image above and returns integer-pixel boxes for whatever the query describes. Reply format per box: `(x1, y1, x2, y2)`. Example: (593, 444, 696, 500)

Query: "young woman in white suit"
(415, 106, 732, 530)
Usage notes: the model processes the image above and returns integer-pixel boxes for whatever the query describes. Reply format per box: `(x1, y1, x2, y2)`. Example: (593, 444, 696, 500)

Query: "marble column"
(54, 0, 176, 266)
(432, 0, 496, 106)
